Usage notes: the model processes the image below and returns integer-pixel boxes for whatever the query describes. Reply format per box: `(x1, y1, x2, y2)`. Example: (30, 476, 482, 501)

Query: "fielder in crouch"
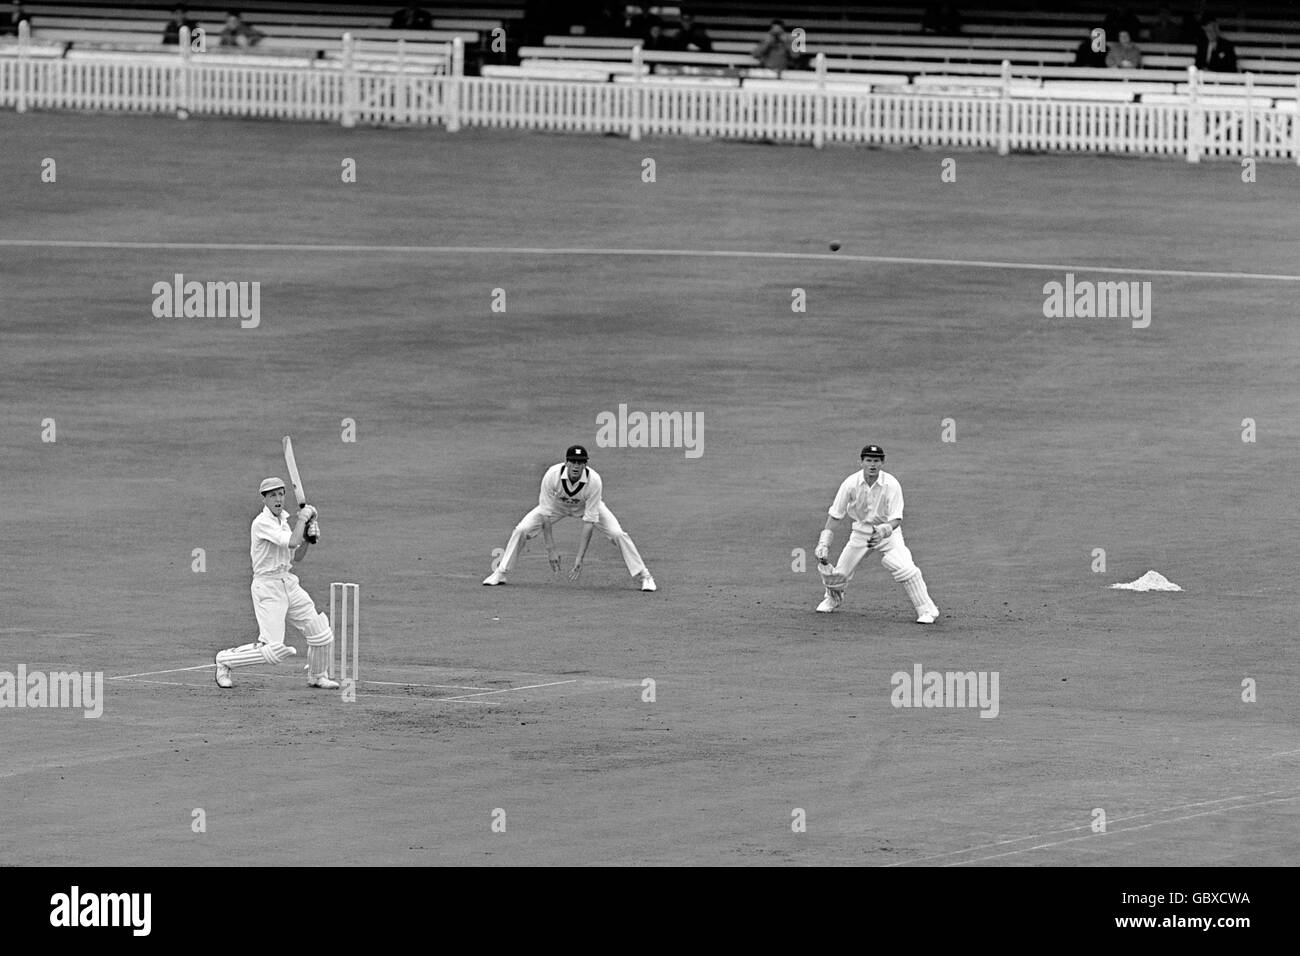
(814, 445, 940, 623)
(213, 477, 339, 689)
(483, 445, 656, 591)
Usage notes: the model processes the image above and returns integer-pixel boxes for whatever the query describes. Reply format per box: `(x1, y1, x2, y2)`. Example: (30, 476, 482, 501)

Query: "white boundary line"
(1, 239, 1297, 282)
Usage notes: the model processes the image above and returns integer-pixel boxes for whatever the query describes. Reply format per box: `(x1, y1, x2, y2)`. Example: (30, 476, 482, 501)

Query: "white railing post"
(341, 32, 356, 127)
(1244, 71, 1254, 159)
(395, 37, 406, 124)
(1186, 65, 1201, 163)
(1295, 74, 1300, 165)
(177, 25, 192, 119)
(16, 18, 30, 113)
(445, 36, 463, 131)
(998, 59, 1011, 155)
(813, 51, 826, 149)
(630, 43, 643, 141)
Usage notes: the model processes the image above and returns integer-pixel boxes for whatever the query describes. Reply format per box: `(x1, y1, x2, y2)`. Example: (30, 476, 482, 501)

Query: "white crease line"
(946, 794, 1300, 866)
(0, 239, 1295, 282)
(361, 680, 493, 691)
(110, 664, 215, 679)
(440, 679, 578, 701)
(359, 692, 498, 706)
(888, 786, 1300, 867)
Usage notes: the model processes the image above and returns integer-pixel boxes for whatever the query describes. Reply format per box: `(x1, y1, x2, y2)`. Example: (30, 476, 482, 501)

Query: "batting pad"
(817, 562, 848, 589)
(306, 643, 333, 679)
(303, 612, 333, 646)
(900, 570, 937, 614)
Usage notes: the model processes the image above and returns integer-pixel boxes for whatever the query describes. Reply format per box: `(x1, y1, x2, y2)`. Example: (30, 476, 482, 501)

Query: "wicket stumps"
(330, 582, 359, 688)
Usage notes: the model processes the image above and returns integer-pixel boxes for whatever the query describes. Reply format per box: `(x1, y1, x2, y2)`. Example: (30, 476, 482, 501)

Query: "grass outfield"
(1, 111, 1297, 866)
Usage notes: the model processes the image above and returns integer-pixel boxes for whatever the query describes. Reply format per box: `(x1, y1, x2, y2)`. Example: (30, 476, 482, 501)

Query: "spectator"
(389, 4, 432, 31)
(1196, 16, 1237, 72)
(1106, 29, 1143, 68)
(676, 12, 712, 52)
(162, 5, 200, 46)
(1073, 29, 1108, 68)
(220, 10, 264, 48)
(753, 19, 796, 72)
(1, 1, 31, 37)
(920, 3, 963, 37)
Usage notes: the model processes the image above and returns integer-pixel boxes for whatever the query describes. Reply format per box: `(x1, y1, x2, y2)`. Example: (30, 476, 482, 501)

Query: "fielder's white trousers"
(251, 572, 319, 645)
(497, 504, 647, 577)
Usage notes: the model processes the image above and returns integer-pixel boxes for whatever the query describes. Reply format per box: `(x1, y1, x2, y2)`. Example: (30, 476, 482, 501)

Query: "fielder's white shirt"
(250, 506, 294, 577)
(828, 469, 903, 534)
(539, 463, 603, 522)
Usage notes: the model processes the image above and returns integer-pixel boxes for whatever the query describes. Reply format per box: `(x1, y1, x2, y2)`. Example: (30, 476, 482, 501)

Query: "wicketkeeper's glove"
(866, 523, 893, 549)
(814, 528, 833, 561)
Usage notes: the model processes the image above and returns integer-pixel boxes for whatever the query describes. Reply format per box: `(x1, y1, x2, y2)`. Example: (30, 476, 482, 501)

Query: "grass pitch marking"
(2, 239, 1299, 283)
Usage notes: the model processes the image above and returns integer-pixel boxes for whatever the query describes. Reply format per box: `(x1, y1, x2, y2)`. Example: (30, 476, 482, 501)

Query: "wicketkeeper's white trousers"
(825, 528, 937, 615)
(496, 504, 647, 577)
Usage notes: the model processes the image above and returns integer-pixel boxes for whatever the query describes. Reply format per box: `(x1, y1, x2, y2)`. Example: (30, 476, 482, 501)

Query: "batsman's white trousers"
(496, 504, 647, 577)
(251, 571, 320, 645)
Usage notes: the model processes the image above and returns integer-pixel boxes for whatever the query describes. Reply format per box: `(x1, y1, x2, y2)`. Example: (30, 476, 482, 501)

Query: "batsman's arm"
(288, 505, 315, 549)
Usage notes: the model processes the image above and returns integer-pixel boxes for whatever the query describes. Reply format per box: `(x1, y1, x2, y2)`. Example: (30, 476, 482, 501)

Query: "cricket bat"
(282, 436, 308, 508)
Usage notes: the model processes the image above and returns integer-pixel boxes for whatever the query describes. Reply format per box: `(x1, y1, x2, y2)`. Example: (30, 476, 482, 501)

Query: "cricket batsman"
(483, 444, 657, 591)
(213, 477, 340, 689)
(814, 444, 940, 623)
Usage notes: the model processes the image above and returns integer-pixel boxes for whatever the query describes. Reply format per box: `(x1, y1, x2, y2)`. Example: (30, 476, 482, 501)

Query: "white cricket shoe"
(482, 571, 506, 586)
(916, 610, 939, 624)
(308, 673, 341, 689)
(816, 597, 837, 613)
(214, 658, 233, 689)
(640, 572, 657, 592)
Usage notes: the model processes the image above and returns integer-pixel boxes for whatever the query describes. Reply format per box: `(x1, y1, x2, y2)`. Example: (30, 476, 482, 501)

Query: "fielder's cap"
(860, 444, 885, 459)
(565, 444, 589, 461)
(259, 476, 287, 494)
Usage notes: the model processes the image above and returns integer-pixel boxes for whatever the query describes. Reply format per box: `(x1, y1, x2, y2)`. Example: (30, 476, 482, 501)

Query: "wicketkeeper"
(814, 445, 940, 623)
(213, 477, 339, 689)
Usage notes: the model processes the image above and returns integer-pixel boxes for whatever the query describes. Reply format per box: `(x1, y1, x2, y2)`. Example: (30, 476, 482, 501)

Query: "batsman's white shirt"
(249, 506, 316, 645)
(251, 506, 295, 576)
(829, 469, 904, 534)
(539, 463, 603, 522)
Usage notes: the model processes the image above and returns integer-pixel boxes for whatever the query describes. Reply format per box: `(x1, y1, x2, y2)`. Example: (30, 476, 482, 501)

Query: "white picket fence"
(2, 28, 1297, 163)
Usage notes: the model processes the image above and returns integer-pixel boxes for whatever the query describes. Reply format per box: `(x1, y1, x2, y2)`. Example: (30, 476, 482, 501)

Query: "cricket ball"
(829, 241, 841, 251)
